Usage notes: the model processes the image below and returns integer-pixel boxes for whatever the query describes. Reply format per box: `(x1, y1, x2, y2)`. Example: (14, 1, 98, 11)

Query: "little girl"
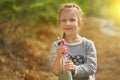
(50, 3, 97, 80)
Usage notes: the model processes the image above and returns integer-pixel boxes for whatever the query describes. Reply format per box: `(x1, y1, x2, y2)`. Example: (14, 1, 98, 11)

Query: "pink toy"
(61, 39, 68, 55)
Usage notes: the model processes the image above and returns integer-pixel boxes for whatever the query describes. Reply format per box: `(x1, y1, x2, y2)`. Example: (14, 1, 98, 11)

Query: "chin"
(65, 32, 74, 35)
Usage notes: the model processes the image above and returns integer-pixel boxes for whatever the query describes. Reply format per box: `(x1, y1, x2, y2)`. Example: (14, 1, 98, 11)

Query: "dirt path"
(99, 19, 120, 37)
(88, 17, 120, 37)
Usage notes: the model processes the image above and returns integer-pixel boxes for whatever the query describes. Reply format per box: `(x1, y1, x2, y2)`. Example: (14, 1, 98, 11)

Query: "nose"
(66, 21, 70, 25)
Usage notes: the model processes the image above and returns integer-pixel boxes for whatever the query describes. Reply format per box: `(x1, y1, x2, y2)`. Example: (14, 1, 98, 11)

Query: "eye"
(70, 18, 76, 22)
(61, 19, 66, 22)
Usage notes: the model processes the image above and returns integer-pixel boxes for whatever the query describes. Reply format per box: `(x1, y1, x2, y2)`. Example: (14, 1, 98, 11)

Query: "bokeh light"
(109, 0, 120, 24)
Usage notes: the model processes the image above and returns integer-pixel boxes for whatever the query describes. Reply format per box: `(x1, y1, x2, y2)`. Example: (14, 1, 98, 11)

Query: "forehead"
(60, 8, 78, 18)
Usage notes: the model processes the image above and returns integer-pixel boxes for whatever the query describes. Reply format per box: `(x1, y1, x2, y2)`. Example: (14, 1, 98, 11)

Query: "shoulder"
(83, 37, 95, 47)
(83, 37, 94, 43)
(82, 37, 96, 53)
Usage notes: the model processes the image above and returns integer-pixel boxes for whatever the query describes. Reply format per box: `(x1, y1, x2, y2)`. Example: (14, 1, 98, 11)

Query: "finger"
(69, 65, 75, 71)
(59, 45, 67, 50)
(65, 60, 73, 64)
(64, 61, 74, 68)
(64, 64, 75, 71)
(63, 65, 69, 70)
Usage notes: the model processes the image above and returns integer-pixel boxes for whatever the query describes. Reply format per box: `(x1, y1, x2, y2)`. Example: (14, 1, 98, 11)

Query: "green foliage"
(0, 0, 111, 23)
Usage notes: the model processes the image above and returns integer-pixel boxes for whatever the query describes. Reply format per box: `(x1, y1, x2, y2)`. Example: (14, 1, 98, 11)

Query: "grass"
(0, 18, 120, 80)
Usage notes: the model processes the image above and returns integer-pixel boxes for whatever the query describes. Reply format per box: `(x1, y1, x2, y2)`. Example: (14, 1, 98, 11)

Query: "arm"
(50, 42, 62, 75)
(73, 40, 97, 77)
(50, 41, 67, 75)
(52, 54, 62, 75)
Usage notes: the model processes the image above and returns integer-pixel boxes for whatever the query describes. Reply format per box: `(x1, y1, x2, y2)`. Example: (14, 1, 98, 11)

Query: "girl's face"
(60, 8, 81, 35)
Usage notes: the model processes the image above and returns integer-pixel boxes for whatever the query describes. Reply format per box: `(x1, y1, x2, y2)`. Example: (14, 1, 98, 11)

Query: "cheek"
(78, 21, 80, 26)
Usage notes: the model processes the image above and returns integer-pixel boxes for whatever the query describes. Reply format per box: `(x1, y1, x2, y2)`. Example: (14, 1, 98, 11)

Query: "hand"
(56, 44, 68, 58)
(63, 60, 75, 72)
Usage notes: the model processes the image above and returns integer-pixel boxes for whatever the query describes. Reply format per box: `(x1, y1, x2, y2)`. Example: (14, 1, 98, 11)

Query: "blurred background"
(0, 0, 120, 80)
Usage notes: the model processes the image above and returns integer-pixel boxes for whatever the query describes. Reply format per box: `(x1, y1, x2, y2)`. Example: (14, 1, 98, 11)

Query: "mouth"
(64, 27, 72, 30)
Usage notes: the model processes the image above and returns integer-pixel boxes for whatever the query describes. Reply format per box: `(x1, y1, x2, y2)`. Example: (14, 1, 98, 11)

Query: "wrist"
(56, 54, 62, 60)
(57, 52, 63, 58)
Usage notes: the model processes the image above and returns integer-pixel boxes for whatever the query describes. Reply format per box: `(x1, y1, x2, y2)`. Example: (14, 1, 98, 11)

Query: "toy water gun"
(60, 39, 73, 80)
(61, 39, 68, 55)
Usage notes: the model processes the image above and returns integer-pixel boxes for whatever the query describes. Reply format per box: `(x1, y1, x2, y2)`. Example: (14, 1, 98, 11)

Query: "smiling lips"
(64, 27, 72, 30)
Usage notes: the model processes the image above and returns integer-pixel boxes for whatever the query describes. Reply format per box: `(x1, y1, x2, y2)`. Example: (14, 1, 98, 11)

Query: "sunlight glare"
(118, 5, 120, 16)
(109, 0, 120, 23)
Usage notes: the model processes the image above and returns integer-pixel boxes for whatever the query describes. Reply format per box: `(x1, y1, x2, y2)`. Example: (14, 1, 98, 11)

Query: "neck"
(65, 34, 82, 43)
